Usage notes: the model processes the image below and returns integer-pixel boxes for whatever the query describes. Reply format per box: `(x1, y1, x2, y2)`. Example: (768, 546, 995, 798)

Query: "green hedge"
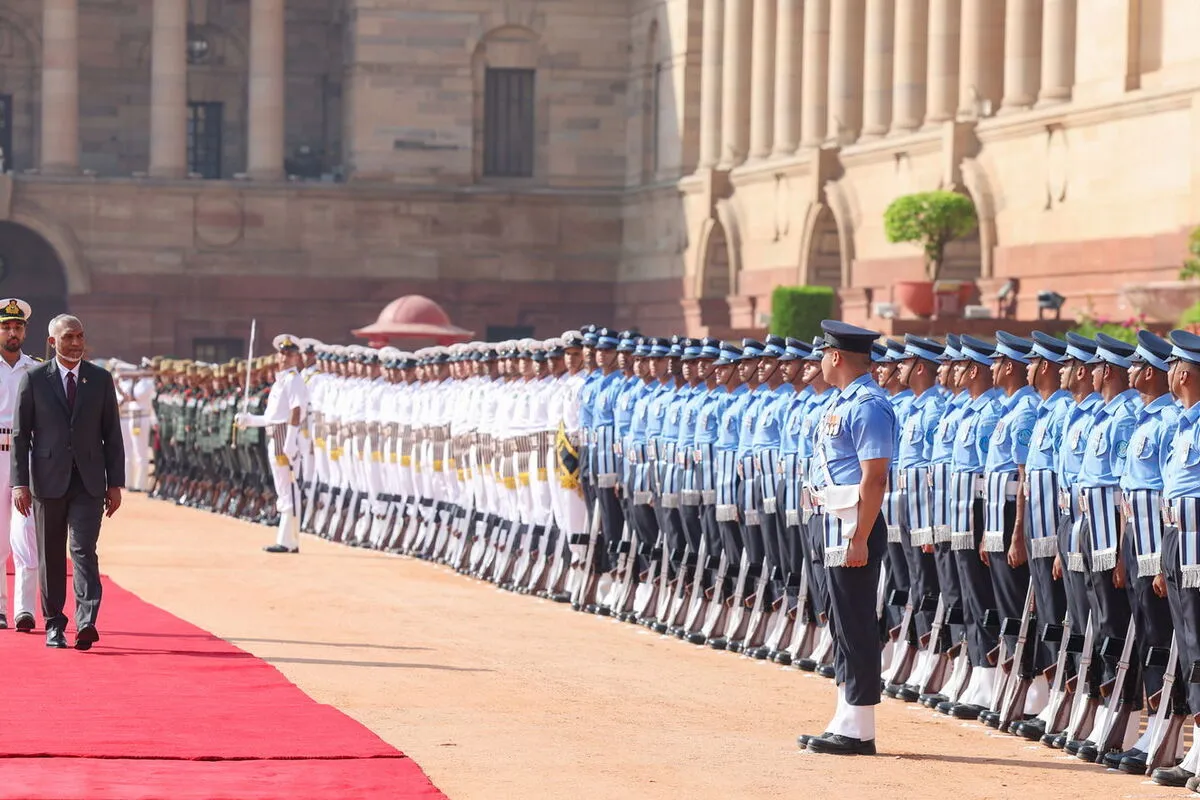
(770, 286, 835, 342)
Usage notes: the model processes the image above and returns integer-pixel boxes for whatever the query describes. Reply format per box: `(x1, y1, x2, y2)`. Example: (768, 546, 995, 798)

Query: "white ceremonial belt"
(980, 474, 1019, 499)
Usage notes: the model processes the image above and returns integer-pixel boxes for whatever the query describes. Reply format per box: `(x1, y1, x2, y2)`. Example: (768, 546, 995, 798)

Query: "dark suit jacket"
(12, 359, 125, 499)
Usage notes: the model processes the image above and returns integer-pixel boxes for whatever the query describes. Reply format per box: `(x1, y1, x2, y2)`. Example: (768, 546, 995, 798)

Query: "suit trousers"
(826, 515, 888, 706)
(35, 467, 104, 632)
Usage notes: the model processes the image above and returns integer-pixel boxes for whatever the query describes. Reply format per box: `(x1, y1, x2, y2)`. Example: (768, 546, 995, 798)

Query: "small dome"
(376, 295, 453, 327)
(352, 294, 474, 342)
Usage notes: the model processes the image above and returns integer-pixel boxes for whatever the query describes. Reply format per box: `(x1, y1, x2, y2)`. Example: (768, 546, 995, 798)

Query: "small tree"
(883, 191, 979, 283)
(1179, 224, 1200, 281)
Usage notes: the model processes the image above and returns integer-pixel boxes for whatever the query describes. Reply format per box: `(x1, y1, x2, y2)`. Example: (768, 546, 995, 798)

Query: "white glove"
(284, 425, 300, 463)
(234, 412, 250, 428)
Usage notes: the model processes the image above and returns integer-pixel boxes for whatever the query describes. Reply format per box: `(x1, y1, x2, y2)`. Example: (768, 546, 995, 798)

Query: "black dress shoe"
(1064, 738, 1092, 757)
(263, 544, 299, 553)
(935, 700, 956, 715)
(896, 685, 920, 703)
(1151, 765, 1194, 787)
(74, 625, 99, 651)
(796, 657, 817, 671)
(806, 733, 877, 756)
(46, 628, 67, 649)
(797, 732, 824, 749)
(1117, 751, 1148, 775)
(816, 664, 836, 679)
(1103, 747, 1144, 771)
(14, 613, 34, 633)
(1014, 718, 1046, 740)
(727, 641, 744, 654)
(980, 710, 1000, 727)
(0, 614, 6, 630)
(1075, 742, 1100, 763)
(773, 651, 793, 665)
(707, 637, 729, 650)
(920, 693, 947, 708)
(1046, 732, 1068, 749)
(950, 703, 987, 720)
(686, 632, 707, 645)
(882, 683, 903, 699)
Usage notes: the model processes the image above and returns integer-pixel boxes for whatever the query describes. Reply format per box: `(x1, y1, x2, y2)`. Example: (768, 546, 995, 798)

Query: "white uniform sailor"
(0, 298, 41, 629)
(235, 334, 310, 553)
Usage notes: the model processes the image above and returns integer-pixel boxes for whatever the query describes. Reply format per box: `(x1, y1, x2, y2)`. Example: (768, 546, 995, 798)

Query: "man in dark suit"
(12, 314, 124, 650)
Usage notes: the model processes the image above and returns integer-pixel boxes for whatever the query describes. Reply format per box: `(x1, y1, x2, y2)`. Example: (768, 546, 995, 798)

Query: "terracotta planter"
(1121, 281, 1200, 324)
(895, 280, 935, 318)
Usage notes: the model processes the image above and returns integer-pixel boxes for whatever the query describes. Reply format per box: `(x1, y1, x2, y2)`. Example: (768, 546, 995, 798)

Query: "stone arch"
(819, 180, 857, 287)
(0, 11, 42, 172)
(797, 203, 844, 289)
(959, 158, 998, 279)
(0, 219, 72, 336)
(470, 26, 548, 181)
(8, 206, 88, 295)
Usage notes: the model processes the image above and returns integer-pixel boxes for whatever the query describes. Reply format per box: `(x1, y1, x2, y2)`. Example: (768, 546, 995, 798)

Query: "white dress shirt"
(55, 357, 80, 397)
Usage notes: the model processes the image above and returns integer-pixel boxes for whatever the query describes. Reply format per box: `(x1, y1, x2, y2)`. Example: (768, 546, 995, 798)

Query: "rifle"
(997, 583, 1038, 729)
(1061, 613, 1100, 745)
(737, 565, 778, 655)
(882, 589, 925, 691)
(571, 499, 603, 610)
(1092, 618, 1138, 758)
(759, 570, 801, 659)
(774, 566, 814, 664)
(1037, 617, 1077, 740)
(699, 549, 746, 646)
(604, 520, 638, 617)
(631, 530, 665, 621)
(688, 551, 732, 644)
(669, 537, 709, 635)
(652, 531, 683, 627)
(1145, 634, 1186, 772)
(909, 595, 948, 697)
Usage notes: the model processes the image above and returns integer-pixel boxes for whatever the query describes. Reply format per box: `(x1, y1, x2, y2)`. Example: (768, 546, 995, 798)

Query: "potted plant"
(883, 190, 979, 318)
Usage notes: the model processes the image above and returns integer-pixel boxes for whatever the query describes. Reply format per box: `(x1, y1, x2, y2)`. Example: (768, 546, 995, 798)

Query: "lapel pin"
(81, 378, 88, 384)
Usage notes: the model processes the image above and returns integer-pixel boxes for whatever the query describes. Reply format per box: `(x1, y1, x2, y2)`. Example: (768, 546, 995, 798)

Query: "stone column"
(800, 0, 830, 147)
(826, 0, 865, 143)
(40, 0, 79, 175)
(860, 0, 894, 139)
(891, 0, 929, 133)
(247, 0, 286, 180)
(1000, 0, 1043, 112)
(771, 0, 803, 156)
(698, 0, 725, 168)
(925, 0, 960, 125)
(149, 0, 189, 178)
(748, 0, 777, 159)
(957, 0, 1004, 118)
(1037, 0, 1076, 105)
(718, 0, 752, 168)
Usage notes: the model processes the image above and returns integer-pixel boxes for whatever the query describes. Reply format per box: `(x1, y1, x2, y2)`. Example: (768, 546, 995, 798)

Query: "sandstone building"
(0, 0, 1197, 358)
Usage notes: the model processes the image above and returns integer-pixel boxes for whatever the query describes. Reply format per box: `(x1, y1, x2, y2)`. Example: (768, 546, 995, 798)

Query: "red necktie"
(66, 371, 76, 412)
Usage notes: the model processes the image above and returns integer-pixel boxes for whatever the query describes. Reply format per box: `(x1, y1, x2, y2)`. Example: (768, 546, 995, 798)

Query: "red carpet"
(0, 575, 447, 799)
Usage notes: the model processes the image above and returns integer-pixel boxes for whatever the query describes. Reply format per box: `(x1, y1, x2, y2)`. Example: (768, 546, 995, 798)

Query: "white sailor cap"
(0, 298, 32, 323)
(272, 333, 301, 352)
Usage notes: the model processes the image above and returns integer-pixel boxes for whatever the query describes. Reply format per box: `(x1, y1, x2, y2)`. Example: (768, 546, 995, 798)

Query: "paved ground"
(98, 495, 1186, 800)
